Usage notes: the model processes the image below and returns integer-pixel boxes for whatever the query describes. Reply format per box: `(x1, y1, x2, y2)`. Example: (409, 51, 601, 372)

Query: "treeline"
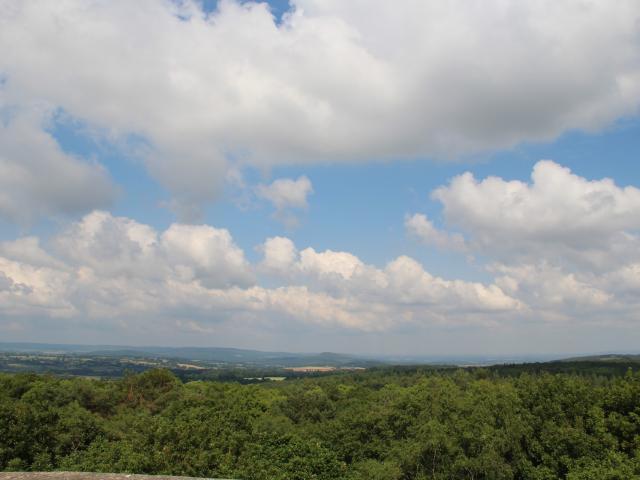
(1, 367, 639, 479)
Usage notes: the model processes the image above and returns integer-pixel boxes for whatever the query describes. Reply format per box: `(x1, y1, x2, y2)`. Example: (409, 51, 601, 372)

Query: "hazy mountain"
(0, 342, 379, 367)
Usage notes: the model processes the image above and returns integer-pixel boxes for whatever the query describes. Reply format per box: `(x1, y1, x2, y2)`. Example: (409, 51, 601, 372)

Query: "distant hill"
(0, 342, 564, 367)
(0, 342, 380, 368)
(2, 342, 639, 370)
(559, 353, 640, 363)
(485, 355, 640, 378)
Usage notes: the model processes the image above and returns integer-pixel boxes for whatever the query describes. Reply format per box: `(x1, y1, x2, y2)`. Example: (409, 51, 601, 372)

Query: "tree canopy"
(1, 367, 639, 479)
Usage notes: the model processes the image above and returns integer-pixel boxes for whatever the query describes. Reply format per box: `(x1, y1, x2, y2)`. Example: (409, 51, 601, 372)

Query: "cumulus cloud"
(405, 213, 467, 252)
(0, 108, 116, 223)
(259, 236, 298, 273)
(492, 263, 612, 312)
(52, 210, 254, 288)
(259, 236, 520, 314)
(0, 256, 74, 318)
(256, 176, 313, 210)
(408, 160, 640, 323)
(255, 175, 313, 226)
(430, 160, 640, 269)
(2, 185, 639, 345)
(162, 223, 254, 288)
(0, 237, 65, 270)
(0, 212, 520, 339)
(1, 0, 639, 216)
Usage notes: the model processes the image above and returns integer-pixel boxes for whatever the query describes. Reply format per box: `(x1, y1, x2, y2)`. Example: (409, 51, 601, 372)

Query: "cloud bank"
(0, 210, 520, 342)
(0, 109, 116, 224)
(0, 161, 638, 347)
(430, 160, 640, 269)
(1, 0, 639, 219)
(408, 160, 640, 323)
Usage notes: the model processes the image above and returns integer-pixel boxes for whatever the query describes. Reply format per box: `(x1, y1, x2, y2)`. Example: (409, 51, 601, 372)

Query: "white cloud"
(0, 212, 520, 339)
(0, 237, 65, 270)
(259, 236, 298, 273)
(430, 160, 640, 269)
(408, 160, 640, 324)
(383, 255, 520, 313)
(493, 263, 612, 312)
(52, 210, 254, 288)
(1, 1, 639, 216)
(255, 175, 313, 226)
(2, 193, 639, 347)
(256, 175, 313, 210)
(259, 236, 520, 314)
(0, 256, 75, 318)
(52, 210, 161, 278)
(0, 108, 116, 223)
(161, 223, 254, 288)
(298, 248, 364, 281)
(405, 213, 467, 252)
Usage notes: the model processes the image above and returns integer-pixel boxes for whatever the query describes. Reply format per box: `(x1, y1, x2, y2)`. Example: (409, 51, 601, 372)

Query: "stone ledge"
(0, 473, 234, 480)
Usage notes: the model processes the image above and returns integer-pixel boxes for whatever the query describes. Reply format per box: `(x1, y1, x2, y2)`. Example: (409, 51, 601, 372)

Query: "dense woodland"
(1, 367, 640, 479)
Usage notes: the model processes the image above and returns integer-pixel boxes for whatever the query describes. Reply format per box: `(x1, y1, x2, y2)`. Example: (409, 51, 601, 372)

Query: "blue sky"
(0, 0, 639, 355)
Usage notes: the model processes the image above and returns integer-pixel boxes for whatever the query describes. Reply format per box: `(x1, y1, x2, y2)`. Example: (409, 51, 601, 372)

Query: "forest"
(1, 366, 640, 479)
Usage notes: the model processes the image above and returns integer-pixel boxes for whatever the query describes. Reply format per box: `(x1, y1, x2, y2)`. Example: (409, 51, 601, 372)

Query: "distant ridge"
(0, 342, 379, 368)
(559, 353, 640, 363)
(3, 342, 639, 368)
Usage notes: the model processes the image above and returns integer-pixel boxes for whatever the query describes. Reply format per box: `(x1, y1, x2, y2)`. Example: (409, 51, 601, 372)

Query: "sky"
(0, 0, 640, 356)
